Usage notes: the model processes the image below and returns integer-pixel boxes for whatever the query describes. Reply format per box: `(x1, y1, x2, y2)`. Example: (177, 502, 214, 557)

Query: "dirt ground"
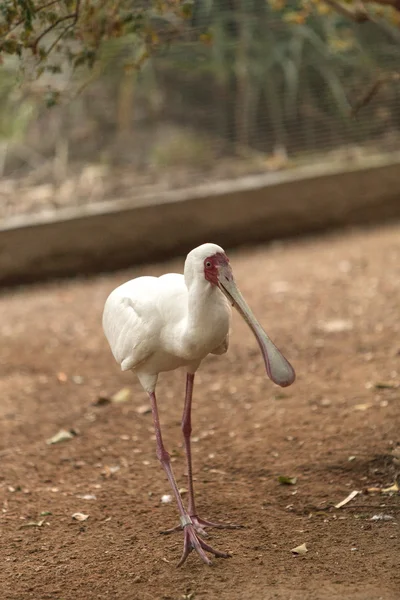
(1, 223, 399, 600)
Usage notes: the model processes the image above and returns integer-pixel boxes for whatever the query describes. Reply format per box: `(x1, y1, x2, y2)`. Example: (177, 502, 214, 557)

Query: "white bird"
(102, 243, 295, 567)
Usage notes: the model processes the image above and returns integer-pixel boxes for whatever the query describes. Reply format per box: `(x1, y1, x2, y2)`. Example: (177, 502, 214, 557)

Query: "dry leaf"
(111, 388, 131, 403)
(72, 512, 89, 521)
(291, 543, 308, 555)
(278, 476, 297, 485)
(382, 482, 399, 493)
(335, 490, 359, 509)
(374, 381, 398, 389)
(354, 403, 372, 411)
(19, 519, 46, 529)
(318, 319, 353, 333)
(136, 404, 151, 415)
(265, 147, 289, 171)
(46, 429, 76, 445)
(270, 281, 290, 294)
(101, 465, 120, 478)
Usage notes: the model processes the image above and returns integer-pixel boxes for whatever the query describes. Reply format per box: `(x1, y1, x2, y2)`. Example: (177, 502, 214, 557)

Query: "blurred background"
(1, 0, 400, 224)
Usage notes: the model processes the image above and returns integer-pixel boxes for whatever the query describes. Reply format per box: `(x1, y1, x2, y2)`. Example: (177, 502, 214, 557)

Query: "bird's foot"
(177, 521, 232, 567)
(161, 514, 244, 537)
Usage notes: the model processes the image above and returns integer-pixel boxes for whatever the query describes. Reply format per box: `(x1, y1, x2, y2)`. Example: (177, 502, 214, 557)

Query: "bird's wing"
(102, 276, 164, 371)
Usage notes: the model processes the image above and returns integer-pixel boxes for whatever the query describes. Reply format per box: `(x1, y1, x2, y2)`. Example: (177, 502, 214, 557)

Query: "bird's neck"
(186, 279, 220, 328)
(178, 278, 230, 360)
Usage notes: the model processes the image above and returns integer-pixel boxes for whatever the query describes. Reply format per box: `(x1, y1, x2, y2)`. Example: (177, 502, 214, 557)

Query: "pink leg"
(182, 373, 197, 516)
(162, 374, 244, 537)
(148, 391, 231, 567)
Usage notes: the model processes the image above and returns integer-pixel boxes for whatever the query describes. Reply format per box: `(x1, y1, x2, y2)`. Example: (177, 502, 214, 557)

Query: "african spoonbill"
(102, 243, 295, 566)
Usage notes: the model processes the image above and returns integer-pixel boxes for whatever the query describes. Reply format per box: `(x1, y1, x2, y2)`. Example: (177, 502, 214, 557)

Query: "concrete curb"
(1, 154, 400, 287)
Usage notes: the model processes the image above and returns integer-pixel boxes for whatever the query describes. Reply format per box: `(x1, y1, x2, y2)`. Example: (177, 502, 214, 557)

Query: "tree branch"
(366, 0, 400, 10)
(323, 0, 369, 22)
(350, 71, 400, 115)
(31, 0, 81, 55)
(324, 0, 400, 22)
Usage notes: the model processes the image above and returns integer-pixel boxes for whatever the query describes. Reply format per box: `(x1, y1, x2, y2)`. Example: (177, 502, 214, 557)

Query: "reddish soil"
(1, 223, 399, 600)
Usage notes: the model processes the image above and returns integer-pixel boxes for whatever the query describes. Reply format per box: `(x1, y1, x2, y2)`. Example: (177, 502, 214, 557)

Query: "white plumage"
(103, 244, 232, 392)
(102, 242, 295, 567)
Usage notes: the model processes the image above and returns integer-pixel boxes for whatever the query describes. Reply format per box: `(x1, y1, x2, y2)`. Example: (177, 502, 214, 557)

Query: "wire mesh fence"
(1, 2, 400, 221)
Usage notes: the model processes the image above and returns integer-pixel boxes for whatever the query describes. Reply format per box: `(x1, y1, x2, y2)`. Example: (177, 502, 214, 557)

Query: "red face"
(204, 252, 230, 286)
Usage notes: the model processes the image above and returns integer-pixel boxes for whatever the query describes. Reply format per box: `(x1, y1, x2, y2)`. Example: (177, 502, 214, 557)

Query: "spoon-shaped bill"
(218, 273, 295, 388)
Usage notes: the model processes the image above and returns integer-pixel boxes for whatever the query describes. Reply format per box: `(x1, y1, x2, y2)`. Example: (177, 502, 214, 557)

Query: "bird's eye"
(205, 261, 212, 268)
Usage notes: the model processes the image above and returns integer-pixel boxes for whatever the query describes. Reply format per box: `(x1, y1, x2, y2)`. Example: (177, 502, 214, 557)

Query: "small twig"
(323, 0, 370, 22)
(350, 72, 400, 116)
(30, 0, 81, 55)
(369, 0, 400, 10)
(335, 490, 360, 509)
(28, 0, 62, 14)
(32, 14, 76, 53)
(325, 0, 400, 18)
(42, 21, 75, 57)
(335, 504, 400, 510)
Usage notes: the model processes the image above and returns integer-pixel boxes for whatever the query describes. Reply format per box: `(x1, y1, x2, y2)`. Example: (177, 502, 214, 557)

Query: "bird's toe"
(176, 524, 230, 567)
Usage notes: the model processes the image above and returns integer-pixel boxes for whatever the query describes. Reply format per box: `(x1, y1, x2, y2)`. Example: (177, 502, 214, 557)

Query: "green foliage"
(0, 0, 399, 166)
(0, 0, 192, 77)
(0, 59, 36, 140)
(1, 1, 399, 76)
(150, 1, 400, 152)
